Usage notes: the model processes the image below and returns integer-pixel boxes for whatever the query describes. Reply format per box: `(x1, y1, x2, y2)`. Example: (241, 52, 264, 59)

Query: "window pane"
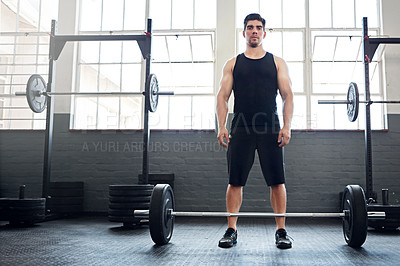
(80, 0, 102, 31)
(192, 96, 215, 129)
(102, 0, 124, 31)
(191, 35, 214, 62)
(152, 63, 174, 87)
(312, 36, 336, 61)
(74, 98, 98, 129)
(283, 32, 303, 61)
(153, 36, 169, 62)
(79, 65, 99, 92)
(19, 0, 40, 31)
(98, 98, 119, 129)
(80, 42, 100, 63)
(120, 97, 142, 129)
(40, 0, 59, 31)
(287, 62, 303, 93)
(334, 36, 362, 61)
(263, 31, 282, 58)
(356, 0, 379, 28)
(260, 0, 282, 28)
(309, 0, 331, 28)
(150, 97, 169, 129)
(283, 0, 305, 28)
(124, 0, 146, 30)
(236, 0, 259, 28)
(169, 96, 192, 129)
(172, 0, 193, 29)
(292, 95, 307, 129)
(98, 64, 121, 92)
(1, 1, 17, 31)
(311, 96, 334, 129)
(332, 0, 355, 28)
(122, 42, 142, 63)
(194, 0, 216, 29)
(100, 42, 122, 63)
(121, 64, 141, 92)
(166, 36, 192, 62)
(150, 0, 172, 30)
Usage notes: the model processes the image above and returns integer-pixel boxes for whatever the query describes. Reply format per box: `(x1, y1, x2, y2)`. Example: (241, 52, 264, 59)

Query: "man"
(216, 13, 294, 249)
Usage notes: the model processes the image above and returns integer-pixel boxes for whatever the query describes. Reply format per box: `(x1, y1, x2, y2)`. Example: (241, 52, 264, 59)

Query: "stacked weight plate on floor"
(0, 186, 46, 226)
(47, 182, 84, 215)
(108, 184, 154, 227)
(0, 198, 46, 226)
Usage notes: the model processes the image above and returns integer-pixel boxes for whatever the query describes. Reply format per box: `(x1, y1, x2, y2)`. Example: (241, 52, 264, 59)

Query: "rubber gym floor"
(1, 216, 399, 266)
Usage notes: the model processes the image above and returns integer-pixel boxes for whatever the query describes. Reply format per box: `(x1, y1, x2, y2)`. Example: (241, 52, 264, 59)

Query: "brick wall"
(1, 114, 399, 213)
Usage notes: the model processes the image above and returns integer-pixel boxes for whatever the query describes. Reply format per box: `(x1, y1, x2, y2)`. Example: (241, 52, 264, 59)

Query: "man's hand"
(277, 126, 291, 147)
(217, 127, 230, 148)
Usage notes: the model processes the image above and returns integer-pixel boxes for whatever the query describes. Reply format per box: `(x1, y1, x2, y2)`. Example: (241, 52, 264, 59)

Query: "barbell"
(15, 74, 174, 113)
(133, 184, 385, 248)
(318, 82, 400, 122)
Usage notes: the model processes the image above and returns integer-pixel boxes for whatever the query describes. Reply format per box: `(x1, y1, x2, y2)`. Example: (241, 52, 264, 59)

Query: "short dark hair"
(243, 13, 266, 31)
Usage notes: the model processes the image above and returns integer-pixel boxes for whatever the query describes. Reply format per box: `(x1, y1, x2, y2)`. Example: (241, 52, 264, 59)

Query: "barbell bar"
(135, 210, 385, 218)
(318, 82, 400, 122)
(134, 184, 385, 248)
(15, 74, 173, 113)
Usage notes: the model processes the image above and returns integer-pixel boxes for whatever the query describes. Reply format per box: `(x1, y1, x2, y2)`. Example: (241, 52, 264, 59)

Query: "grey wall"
(1, 114, 400, 213)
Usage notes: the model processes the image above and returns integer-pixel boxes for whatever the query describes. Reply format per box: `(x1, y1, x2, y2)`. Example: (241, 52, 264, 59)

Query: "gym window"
(0, 0, 58, 129)
(73, 0, 216, 130)
(236, 0, 383, 130)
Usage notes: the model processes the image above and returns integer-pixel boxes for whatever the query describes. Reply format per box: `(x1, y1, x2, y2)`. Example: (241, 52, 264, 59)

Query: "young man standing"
(216, 13, 294, 249)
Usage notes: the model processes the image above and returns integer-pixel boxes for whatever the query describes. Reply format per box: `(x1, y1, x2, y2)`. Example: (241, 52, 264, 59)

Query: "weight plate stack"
(367, 204, 400, 230)
(0, 198, 46, 226)
(108, 184, 154, 227)
(47, 182, 84, 215)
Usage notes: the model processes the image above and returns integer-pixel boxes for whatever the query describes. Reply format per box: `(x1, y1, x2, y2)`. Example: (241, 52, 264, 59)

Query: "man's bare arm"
(275, 56, 294, 147)
(216, 58, 235, 148)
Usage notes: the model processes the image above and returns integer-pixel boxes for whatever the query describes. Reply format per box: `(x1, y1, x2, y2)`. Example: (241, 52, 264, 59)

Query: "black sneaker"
(218, 228, 237, 248)
(275, 228, 292, 249)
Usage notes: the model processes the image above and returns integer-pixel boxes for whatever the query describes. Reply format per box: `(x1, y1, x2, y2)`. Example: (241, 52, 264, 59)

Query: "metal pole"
(42, 20, 57, 200)
(140, 18, 152, 185)
(363, 17, 376, 201)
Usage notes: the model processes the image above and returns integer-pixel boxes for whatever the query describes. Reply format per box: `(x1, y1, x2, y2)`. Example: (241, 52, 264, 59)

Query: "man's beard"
(249, 41, 259, 48)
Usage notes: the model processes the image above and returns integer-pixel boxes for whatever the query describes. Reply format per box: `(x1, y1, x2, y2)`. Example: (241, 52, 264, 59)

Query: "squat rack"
(362, 17, 400, 201)
(42, 19, 154, 199)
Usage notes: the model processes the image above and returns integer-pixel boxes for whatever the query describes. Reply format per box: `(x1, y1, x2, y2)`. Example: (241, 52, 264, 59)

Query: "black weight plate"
(347, 82, 359, 122)
(47, 205, 83, 213)
(26, 74, 47, 113)
(49, 182, 84, 189)
(146, 74, 159, 112)
(109, 202, 150, 210)
(49, 188, 84, 197)
(0, 198, 46, 207)
(109, 184, 154, 191)
(342, 185, 368, 247)
(149, 184, 175, 245)
(109, 189, 153, 197)
(47, 197, 83, 205)
(109, 196, 151, 203)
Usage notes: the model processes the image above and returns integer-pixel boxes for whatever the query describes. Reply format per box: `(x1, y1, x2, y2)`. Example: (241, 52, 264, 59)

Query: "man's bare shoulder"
(223, 56, 237, 72)
(272, 55, 288, 71)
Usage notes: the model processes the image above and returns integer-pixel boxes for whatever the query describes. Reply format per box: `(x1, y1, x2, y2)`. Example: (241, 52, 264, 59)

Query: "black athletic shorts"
(227, 126, 285, 186)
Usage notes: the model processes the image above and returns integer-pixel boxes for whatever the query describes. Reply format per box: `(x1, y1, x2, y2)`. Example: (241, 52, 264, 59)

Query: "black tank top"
(231, 52, 280, 130)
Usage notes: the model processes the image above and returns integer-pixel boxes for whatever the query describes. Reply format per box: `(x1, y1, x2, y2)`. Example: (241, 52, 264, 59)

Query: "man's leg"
(218, 184, 242, 248)
(227, 184, 243, 230)
(270, 183, 292, 249)
(270, 183, 286, 230)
